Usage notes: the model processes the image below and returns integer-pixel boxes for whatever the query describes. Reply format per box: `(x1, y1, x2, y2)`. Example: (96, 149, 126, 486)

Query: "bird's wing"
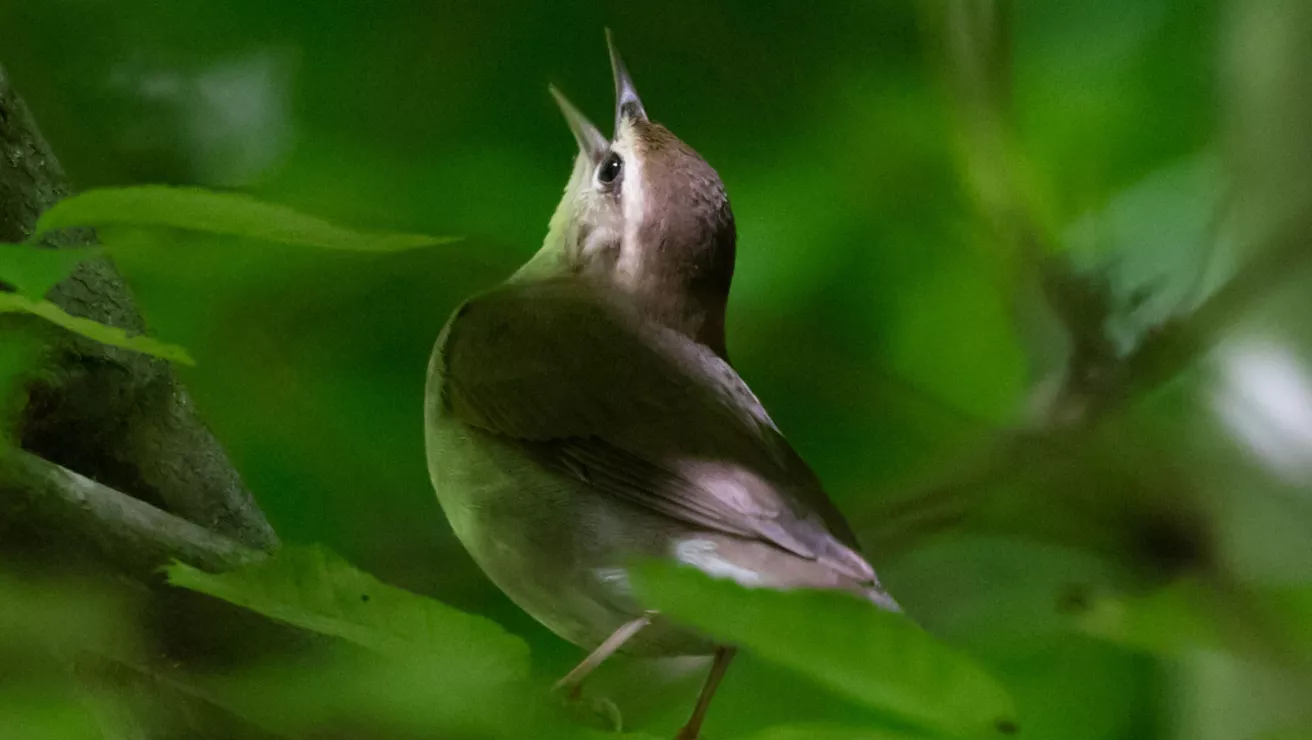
(433, 278, 876, 583)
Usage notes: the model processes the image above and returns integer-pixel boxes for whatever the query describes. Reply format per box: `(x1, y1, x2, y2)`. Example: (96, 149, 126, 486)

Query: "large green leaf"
(632, 563, 1017, 738)
(165, 545, 529, 682)
(0, 244, 102, 299)
(0, 292, 194, 365)
(183, 651, 661, 740)
(34, 186, 457, 252)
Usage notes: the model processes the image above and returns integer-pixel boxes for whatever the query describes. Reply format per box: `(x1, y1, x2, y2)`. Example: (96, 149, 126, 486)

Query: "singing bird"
(425, 32, 899, 739)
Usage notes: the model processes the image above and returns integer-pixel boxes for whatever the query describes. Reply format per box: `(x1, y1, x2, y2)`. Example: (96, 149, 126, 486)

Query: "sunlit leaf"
(632, 563, 1017, 738)
(0, 293, 194, 365)
(35, 186, 458, 252)
(165, 545, 530, 682)
(0, 244, 102, 298)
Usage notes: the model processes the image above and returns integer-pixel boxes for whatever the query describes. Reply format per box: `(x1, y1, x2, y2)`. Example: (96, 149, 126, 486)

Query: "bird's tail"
(865, 585, 903, 613)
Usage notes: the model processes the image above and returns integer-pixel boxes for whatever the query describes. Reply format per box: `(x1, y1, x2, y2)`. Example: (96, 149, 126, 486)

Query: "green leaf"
(0, 293, 194, 365)
(1255, 725, 1312, 740)
(738, 724, 937, 740)
(1061, 153, 1227, 354)
(0, 573, 140, 662)
(0, 695, 103, 740)
(632, 563, 1017, 738)
(0, 244, 102, 298)
(35, 186, 457, 252)
(1072, 579, 1223, 656)
(1076, 582, 1312, 660)
(186, 650, 659, 740)
(165, 545, 530, 682)
(0, 332, 43, 447)
(1259, 587, 1312, 657)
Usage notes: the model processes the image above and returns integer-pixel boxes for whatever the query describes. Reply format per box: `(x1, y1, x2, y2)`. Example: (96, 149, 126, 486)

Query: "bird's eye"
(597, 151, 623, 186)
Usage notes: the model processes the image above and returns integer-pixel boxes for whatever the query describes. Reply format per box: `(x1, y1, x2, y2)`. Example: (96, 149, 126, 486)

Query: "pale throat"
(525, 153, 731, 358)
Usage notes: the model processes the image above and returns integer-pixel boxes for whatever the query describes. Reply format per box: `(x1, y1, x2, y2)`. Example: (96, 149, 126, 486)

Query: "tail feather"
(865, 585, 902, 613)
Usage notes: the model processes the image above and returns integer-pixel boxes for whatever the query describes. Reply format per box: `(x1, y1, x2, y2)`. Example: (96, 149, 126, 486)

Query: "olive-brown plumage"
(424, 31, 897, 739)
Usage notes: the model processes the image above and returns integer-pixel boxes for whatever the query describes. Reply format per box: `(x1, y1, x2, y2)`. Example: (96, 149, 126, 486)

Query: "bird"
(424, 30, 899, 739)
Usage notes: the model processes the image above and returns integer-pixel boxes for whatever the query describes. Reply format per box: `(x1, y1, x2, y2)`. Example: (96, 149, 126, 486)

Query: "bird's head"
(526, 31, 736, 357)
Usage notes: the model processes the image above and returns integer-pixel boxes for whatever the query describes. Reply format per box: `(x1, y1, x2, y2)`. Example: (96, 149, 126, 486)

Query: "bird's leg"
(554, 613, 653, 693)
(675, 646, 736, 740)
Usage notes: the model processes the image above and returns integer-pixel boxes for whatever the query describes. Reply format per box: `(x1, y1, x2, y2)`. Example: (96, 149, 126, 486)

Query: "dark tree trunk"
(1, 64, 294, 740)
(0, 64, 277, 557)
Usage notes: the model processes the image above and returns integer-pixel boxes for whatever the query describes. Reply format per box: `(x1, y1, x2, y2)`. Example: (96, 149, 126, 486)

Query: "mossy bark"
(0, 64, 277, 557)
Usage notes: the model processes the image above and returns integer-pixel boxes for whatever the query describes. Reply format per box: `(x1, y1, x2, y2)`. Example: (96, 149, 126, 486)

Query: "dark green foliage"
(3, 0, 1312, 738)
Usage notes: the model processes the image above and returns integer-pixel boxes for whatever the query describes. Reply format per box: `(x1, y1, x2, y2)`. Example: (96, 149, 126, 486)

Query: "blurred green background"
(4, 0, 1312, 738)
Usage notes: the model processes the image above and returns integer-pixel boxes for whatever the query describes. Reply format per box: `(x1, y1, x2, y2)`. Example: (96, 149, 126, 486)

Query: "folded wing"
(435, 277, 878, 585)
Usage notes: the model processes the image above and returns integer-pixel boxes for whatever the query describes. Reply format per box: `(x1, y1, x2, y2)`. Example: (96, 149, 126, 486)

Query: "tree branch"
(0, 447, 261, 575)
(869, 0, 1312, 563)
(0, 62, 277, 552)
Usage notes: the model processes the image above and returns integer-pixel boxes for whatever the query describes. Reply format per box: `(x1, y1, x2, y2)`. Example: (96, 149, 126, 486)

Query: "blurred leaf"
(187, 649, 669, 740)
(882, 535, 1121, 645)
(1172, 648, 1312, 740)
(0, 244, 102, 298)
(34, 186, 457, 252)
(0, 575, 148, 740)
(1259, 587, 1312, 657)
(0, 292, 194, 365)
(632, 563, 1017, 738)
(166, 545, 530, 682)
(0, 693, 102, 740)
(978, 634, 1156, 740)
(1062, 153, 1228, 355)
(0, 572, 140, 661)
(1073, 579, 1222, 656)
(738, 723, 936, 740)
(885, 248, 1027, 423)
(1256, 725, 1312, 740)
(0, 330, 43, 447)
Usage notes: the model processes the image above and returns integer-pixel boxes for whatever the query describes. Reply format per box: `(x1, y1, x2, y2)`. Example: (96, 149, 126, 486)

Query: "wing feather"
(436, 278, 874, 583)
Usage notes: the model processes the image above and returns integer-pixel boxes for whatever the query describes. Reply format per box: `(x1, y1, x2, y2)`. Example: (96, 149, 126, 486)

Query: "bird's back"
(425, 276, 896, 615)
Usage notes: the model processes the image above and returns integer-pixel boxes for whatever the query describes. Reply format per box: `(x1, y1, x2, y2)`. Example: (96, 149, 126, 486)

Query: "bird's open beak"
(606, 29, 647, 132)
(549, 84, 609, 163)
(550, 30, 646, 161)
